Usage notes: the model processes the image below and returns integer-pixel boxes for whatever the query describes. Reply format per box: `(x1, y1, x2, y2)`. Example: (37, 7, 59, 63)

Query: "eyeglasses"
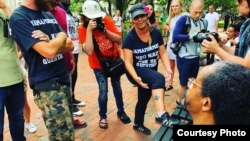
(133, 14, 146, 21)
(187, 78, 202, 89)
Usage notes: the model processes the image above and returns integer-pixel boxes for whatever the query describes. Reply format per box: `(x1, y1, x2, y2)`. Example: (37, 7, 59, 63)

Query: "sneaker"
(73, 99, 86, 107)
(25, 122, 37, 133)
(155, 112, 180, 127)
(117, 112, 131, 124)
(73, 119, 87, 129)
(73, 106, 83, 116)
(133, 124, 151, 135)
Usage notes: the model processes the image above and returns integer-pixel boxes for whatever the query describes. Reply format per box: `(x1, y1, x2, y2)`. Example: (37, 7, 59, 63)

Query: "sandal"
(99, 119, 108, 129)
(73, 119, 87, 129)
(165, 85, 173, 91)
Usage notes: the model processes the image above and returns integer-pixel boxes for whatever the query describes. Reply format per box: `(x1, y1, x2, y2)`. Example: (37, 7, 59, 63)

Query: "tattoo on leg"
(154, 95, 160, 100)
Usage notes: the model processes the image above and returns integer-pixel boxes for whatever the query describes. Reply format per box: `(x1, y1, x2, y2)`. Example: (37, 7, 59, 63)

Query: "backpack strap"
(200, 18, 208, 30)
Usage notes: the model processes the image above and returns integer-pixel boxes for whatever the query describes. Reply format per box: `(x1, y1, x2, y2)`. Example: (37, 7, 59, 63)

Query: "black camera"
(193, 31, 220, 43)
(95, 17, 105, 32)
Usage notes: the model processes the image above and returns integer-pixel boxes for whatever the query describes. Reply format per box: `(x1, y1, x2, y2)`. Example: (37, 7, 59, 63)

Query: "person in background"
(10, 0, 75, 140)
(19, 54, 37, 134)
(185, 61, 250, 124)
(0, 1, 25, 140)
(123, 3, 180, 135)
(146, 4, 158, 28)
(223, 11, 231, 32)
(224, 24, 239, 47)
(60, 0, 86, 114)
(172, 0, 207, 103)
(205, 4, 219, 32)
(164, 0, 187, 91)
(48, 0, 87, 128)
(78, 0, 131, 129)
(202, 0, 250, 68)
(113, 9, 122, 33)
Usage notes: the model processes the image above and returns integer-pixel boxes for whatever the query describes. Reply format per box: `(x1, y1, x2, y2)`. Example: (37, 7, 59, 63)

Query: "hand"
(189, 32, 197, 40)
(32, 30, 49, 42)
(201, 35, 220, 54)
(87, 19, 97, 32)
(135, 76, 149, 89)
(164, 69, 173, 83)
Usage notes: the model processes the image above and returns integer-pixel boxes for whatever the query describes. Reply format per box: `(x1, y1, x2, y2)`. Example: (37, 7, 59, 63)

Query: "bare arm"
(158, 45, 172, 82)
(215, 20, 219, 32)
(104, 29, 121, 44)
(123, 48, 149, 89)
(32, 31, 73, 59)
(202, 35, 250, 68)
(0, 0, 12, 18)
(83, 20, 95, 55)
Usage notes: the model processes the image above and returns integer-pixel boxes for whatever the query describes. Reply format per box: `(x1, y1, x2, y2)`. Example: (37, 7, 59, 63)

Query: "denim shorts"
(176, 56, 199, 86)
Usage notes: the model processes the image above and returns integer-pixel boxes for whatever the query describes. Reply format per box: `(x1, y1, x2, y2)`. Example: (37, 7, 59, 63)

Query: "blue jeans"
(0, 82, 25, 141)
(93, 69, 124, 119)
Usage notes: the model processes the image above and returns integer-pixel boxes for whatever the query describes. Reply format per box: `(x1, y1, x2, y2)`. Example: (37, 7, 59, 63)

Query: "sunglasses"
(133, 14, 146, 20)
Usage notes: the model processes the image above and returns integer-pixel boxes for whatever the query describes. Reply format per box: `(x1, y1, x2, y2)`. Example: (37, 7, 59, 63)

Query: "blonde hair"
(165, 0, 185, 25)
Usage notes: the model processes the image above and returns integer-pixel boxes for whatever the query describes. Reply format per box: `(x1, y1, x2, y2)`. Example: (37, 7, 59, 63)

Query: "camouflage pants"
(34, 85, 74, 141)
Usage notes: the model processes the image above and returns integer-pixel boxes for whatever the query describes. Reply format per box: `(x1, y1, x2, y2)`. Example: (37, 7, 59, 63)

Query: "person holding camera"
(172, 0, 207, 103)
(0, 1, 25, 140)
(78, 0, 131, 129)
(123, 3, 180, 135)
(10, 0, 75, 140)
(202, 0, 250, 68)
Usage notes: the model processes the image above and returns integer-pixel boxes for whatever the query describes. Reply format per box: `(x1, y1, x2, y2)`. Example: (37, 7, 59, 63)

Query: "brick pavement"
(3, 29, 226, 141)
(3, 50, 179, 141)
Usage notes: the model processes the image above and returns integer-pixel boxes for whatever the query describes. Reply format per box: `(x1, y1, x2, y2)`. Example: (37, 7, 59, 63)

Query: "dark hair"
(149, 11, 156, 24)
(202, 62, 250, 124)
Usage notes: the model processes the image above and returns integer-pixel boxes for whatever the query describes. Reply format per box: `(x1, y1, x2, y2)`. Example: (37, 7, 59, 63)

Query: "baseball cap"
(80, 0, 106, 19)
(128, 3, 147, 19)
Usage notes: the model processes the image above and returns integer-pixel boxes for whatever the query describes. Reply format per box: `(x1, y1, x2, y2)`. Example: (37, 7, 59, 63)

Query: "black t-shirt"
(10, 6, 69, 88)
(123, 27, 164, 70)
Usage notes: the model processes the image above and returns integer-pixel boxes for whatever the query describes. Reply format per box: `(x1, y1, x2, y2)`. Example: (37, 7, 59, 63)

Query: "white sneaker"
(73, 100, 86, 107)
(73, 106, 83, 116)
(25, 122, 37, 133)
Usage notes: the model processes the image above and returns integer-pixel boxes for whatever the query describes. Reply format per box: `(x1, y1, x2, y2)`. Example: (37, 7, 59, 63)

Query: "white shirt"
(113, 15, 122, 32)
(205, 12, 219, 32)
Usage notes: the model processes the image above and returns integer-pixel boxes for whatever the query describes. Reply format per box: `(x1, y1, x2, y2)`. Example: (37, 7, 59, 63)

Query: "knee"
(151, 74, 165, 88)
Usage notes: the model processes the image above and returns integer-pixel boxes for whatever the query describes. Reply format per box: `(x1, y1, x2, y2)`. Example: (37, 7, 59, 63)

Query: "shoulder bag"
(92, 36, 125, 77)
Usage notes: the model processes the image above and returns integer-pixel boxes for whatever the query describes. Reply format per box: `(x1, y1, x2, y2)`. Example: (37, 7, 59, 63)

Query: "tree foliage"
(69, 0, 239, 17)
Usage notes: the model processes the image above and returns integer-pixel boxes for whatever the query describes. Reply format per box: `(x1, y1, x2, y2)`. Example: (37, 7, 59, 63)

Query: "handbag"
(169, 42, 182, 55)
(92, 36, 125, 77)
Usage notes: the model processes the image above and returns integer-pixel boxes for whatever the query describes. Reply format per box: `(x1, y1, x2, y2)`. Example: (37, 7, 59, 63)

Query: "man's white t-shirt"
(205, 12, 219, 32)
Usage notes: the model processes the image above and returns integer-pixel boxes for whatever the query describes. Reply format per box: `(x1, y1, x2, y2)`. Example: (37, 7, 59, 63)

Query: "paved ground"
(3, 50, 179, 141)
(3, 29, 226, 141)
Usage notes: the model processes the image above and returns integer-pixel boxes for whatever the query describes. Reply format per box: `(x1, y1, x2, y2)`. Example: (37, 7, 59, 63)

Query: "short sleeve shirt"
(10, 6, 69, 88)
(0, 10, 23, 87)
(123, 27, 164, 70)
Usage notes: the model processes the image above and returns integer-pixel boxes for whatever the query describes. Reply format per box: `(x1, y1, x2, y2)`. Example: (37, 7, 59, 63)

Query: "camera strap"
(0, 16, 10, 38)
(92, 35, 115, 64)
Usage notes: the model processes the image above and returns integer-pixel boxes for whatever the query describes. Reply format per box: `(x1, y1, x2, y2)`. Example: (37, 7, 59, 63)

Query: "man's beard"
(35, 0, 50, 11)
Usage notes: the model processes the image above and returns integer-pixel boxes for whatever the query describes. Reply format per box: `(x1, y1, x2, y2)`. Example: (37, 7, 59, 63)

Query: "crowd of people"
(1, 0, 250, 140)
